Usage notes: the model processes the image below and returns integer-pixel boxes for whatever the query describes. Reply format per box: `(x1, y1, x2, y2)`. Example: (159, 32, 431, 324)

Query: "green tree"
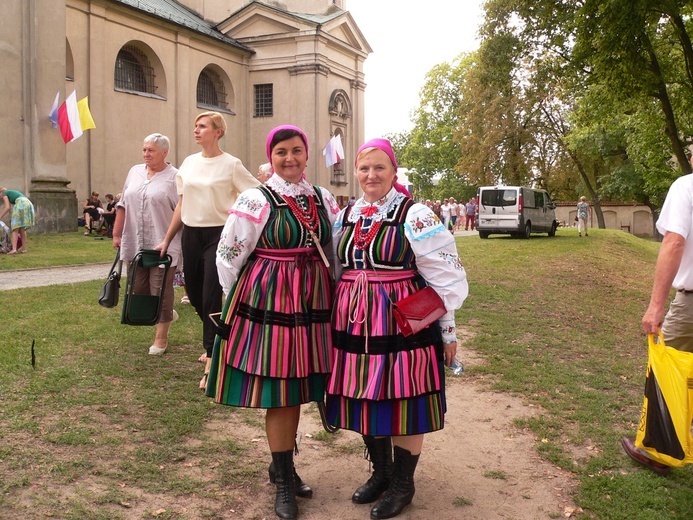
(399, 56, 472, 200)
(574, 0, 693, 175)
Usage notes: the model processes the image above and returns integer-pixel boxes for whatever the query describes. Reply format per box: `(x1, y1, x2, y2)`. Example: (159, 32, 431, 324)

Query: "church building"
(2, 0, 371, 231)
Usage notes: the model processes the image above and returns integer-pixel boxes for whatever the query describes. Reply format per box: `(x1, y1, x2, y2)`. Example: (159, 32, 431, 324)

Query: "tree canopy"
(395, 0, 693, 227)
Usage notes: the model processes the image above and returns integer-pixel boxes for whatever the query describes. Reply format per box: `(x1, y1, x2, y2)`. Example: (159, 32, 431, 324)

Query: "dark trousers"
(181, 225, 224, 357)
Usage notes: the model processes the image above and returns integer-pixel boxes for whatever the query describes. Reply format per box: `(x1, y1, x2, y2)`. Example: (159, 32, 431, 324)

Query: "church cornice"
(288, 63, 331, 76)
(350, 79, 367, 91)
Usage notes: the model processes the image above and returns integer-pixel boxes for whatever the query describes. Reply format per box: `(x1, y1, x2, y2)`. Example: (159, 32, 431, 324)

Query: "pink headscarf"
(266, 125, 309, 165)
(355, 138, 411, 197)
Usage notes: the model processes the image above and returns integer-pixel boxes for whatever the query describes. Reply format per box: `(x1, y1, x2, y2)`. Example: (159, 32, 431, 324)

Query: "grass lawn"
(1, 228, 692, 519)
(0, 231, 115, 270)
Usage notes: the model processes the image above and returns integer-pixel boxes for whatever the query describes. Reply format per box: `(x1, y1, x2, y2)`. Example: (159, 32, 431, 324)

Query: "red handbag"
(392, 286, 446, 337)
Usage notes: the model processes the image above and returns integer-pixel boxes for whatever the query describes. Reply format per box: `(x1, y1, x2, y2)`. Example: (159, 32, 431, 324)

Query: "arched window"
(114, 44, 157, 94)
(66, 39, 74, 81)
(197, 68, 227, 109)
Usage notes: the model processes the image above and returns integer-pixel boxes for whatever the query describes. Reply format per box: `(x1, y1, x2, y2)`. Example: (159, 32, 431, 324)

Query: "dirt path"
(194, 344, 578, 520)
(0, 263, 108, 290)
(1, 263, 578, 518)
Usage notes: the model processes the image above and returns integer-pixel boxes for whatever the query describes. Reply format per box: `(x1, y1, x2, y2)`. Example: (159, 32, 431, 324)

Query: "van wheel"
(548, 222, 557, 237)
(479, 231, 489, 239)
(522, 222, 531, 239)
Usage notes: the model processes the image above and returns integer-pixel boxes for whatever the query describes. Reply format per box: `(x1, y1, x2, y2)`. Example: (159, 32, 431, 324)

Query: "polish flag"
(58, 90, 82, 143)
(57, 91, 96, 143)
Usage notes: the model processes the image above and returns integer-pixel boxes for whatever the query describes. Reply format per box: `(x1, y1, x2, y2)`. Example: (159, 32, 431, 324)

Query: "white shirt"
(440, 203, 452, 219)
(176, 152, 260, 227)
(657, 173, 693, 290)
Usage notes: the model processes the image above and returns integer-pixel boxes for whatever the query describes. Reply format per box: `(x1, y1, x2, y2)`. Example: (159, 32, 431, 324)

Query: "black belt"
(678, 289, 693, 294)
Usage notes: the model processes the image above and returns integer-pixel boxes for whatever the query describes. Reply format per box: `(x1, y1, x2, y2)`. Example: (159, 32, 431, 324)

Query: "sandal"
(199, 357, 212, 391)
(7, 250, 17, 255)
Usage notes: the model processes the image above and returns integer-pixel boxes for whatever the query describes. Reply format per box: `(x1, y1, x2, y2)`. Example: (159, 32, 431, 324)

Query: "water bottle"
(450, 357, 464, 375)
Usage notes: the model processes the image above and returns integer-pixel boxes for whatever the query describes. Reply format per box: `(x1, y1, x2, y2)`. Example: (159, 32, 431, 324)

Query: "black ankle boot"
(370, 446, 419, 519)
(271, 450, 298, 519)
(269, 460, 313, 498)
(352, 436, 393, 504)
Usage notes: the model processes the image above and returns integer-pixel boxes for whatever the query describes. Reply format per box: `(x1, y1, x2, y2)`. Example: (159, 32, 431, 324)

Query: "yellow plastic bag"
(635, 333, 693, 467)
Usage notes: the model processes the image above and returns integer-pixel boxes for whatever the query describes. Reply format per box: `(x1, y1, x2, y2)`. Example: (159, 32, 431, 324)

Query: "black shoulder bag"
(98, 247, 122, 308)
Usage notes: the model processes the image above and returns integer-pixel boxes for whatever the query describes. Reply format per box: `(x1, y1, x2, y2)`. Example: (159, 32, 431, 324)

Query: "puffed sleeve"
(216, 188, 271, 296)
(318, 187, 341, 227)
(232, 160, 262, 194)
(404, 202, 468, 343)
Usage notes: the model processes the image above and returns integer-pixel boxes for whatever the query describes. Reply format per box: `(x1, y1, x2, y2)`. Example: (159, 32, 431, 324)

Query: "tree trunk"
(643, 32, 692, 174)
(667, 11, 693, 93)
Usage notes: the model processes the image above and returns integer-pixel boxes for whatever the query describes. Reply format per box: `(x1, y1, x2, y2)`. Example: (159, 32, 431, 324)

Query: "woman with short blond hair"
(158, 111, 259, 388)
(113, 133, 180, 355)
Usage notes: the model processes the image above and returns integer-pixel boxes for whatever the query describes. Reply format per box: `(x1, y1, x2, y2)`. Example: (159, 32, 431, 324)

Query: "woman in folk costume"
(208, 125, 340, 519)
(326, 138, 468, 519)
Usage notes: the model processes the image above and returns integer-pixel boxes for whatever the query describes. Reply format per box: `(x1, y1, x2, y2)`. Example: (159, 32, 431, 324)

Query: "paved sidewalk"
(0, 263, 109, 291)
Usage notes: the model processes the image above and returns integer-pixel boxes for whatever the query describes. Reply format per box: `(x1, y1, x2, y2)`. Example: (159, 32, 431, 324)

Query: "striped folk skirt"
(207, 248, 333, 408)
(326, 269, 447, 436)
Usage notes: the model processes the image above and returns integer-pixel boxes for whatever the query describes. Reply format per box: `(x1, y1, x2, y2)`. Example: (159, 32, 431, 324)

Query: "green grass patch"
(483, 470, 508, 480)
(0, 230, 114, 270)
(459, 229, 693, 518)
(453, 496, 473, 506)
(3, 227, 693, 518)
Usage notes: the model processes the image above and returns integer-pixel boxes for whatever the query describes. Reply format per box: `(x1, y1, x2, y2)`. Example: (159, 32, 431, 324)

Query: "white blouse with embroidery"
(215, 173, 340, 296)
(333, 187, 468, 344)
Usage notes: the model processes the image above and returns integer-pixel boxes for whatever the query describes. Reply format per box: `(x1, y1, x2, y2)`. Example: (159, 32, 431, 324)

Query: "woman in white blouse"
(325, 138, 468, 519)
(158, 112, 259, 388)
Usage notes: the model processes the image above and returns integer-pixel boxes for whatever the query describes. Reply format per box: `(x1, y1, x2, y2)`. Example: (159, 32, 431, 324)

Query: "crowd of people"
(424, 197, 477, 232)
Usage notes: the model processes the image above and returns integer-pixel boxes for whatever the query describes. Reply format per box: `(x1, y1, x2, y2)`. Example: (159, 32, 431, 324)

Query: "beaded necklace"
(352, 199, 387, 251)
(353, 218, 382, 250)
(282, 194, 319, 231)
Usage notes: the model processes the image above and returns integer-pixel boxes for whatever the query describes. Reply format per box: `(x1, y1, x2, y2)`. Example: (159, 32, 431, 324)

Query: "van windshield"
(480, 189, 517, 207)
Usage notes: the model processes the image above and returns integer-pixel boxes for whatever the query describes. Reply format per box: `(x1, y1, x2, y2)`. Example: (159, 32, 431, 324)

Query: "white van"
(476, 186, 558, 239)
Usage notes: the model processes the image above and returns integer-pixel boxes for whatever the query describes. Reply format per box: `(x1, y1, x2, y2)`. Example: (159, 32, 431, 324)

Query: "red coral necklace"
(282, 194, 319, 231)
(353, 218, 382, 250)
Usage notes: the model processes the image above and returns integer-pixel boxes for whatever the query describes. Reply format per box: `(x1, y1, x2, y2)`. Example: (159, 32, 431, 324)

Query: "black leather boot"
(269, 460, 313, 498)
(271, 450, 298, 519)
(352, 436, 393, 504)
(369, 446, 419, 519)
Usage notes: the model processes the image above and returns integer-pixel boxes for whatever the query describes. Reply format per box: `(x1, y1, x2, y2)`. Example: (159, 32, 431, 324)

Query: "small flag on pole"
(56, 90, 96, 143)
(323, 134, 344, 168)
(49, 91, 60, 128)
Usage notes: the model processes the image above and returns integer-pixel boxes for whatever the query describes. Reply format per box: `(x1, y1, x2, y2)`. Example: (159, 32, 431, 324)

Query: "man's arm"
(642, 231, 686, 334)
